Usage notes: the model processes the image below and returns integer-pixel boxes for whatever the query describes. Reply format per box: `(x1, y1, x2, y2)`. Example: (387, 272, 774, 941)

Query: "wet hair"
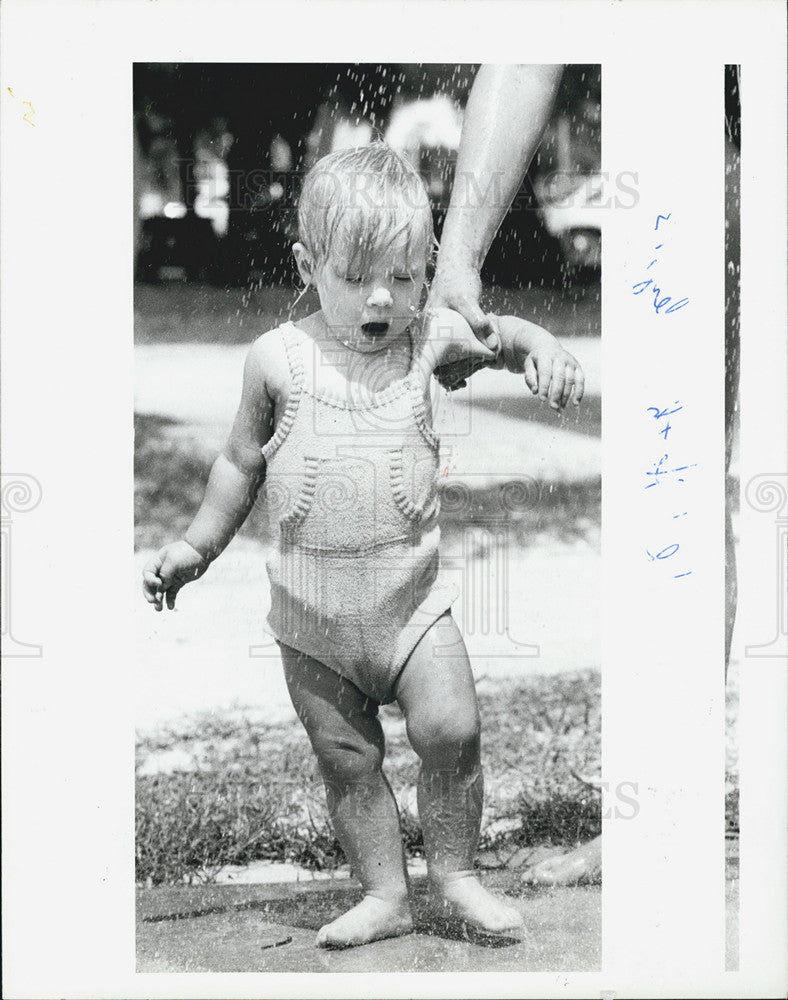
(297, 142, 434, 278)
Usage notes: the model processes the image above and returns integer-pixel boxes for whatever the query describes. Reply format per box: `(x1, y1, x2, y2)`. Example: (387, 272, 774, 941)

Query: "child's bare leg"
(394, 614, 524, 934)
(281, 644, 413, 948)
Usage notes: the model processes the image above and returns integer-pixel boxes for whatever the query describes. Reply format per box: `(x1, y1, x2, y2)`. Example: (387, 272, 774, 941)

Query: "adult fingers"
(453, 298, 498, 351)
(480, 312, 502, 354)
(465, 333, 497, 362)
(431, 289, 498, 352)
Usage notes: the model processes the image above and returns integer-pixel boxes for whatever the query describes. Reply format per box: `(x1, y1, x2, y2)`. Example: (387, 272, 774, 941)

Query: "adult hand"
(428, 263, 500, 350)
(428, 264, 500, 390)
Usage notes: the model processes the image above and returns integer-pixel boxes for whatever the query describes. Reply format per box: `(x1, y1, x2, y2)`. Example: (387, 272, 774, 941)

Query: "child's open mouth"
(361, 321, 390, 337)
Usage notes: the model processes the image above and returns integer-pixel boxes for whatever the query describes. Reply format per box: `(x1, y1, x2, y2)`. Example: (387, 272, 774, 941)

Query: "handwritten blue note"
(645, 399, 695, 579)
(632, 212, 690, 315)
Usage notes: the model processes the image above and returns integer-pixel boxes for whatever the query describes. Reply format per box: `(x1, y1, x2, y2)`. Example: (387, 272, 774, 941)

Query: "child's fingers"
(165, 586, 179, 611)
(537, 359, 551, 400)
(524, 355, 538, 394)
(572, 367, 586, 405)
(547, 362, 566, 410)
(561, 367, 576, 408)
(142, 569, 162, 603)
(142, 553, 163, 578)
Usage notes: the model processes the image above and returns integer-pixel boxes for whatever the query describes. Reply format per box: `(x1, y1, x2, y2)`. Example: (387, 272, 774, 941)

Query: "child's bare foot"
(430, 873, 524, 936)
(316, 893, 413, 949)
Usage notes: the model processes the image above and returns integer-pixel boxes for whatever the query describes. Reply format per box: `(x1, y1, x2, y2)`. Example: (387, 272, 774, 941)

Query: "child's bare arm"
(142, 337, 276, 610)
(494, 315, 585, 409)
(432, 313, 584, 409)
(183, 339, 274, 561)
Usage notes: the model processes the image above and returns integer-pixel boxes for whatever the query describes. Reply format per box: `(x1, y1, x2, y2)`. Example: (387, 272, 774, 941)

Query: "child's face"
(312, 232, 428, 353)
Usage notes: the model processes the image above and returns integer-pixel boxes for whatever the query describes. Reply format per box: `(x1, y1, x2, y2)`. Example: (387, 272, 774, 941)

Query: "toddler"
(143, 143, 584, 948)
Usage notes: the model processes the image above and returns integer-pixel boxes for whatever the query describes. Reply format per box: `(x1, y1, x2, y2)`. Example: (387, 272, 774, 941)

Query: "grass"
(136, 670, 601, 887)
(135, 412, 600, 552)
(134, 279, 601, 347)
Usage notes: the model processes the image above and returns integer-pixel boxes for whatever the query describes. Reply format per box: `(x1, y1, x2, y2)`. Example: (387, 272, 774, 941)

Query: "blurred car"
(385, 94, 462, 215)
(532, 172, 603, 273)
(135, 211, 219, 283)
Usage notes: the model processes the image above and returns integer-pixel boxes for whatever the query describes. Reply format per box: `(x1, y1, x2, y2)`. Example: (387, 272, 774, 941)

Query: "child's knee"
(406, 709, 481, 768)
(311, 733, 384, 785)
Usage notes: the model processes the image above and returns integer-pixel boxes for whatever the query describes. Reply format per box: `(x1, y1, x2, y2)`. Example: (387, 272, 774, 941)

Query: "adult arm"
(429, 64, 564, 342)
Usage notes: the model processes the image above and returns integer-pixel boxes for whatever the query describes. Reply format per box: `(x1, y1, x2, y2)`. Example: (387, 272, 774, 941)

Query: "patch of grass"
(136, 670, 602, 887)
(134, 414, 272, 551)
(135, 413, 599, 551)
(440, 478, 601, 548)
(135, 415, 214, 550)
(135, 282, 299, 346)
(136, 715, 341, 885)
(134, 280, 600, 347)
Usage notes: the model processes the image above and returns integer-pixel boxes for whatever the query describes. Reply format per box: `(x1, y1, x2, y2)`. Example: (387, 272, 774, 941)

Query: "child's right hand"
(142, 540, 209, 612)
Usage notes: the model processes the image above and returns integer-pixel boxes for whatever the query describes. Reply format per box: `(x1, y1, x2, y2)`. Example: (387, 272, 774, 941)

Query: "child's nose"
(366, 287, 393, 309)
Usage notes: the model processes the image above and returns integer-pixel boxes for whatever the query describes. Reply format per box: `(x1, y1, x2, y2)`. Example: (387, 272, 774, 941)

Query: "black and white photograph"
(1, 2, 786, 998)
(133, 62, 603, 972)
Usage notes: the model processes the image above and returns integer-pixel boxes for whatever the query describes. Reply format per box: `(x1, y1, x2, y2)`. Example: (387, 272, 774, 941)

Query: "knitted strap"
(280, 455, 319, 535)
(388, 449, 423, 523)
(260, 325, 305, 462)
(408, 374, 440, 451)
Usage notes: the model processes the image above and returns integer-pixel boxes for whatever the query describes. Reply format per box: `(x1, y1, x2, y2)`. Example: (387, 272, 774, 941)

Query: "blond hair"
(297, 142, 434, 276)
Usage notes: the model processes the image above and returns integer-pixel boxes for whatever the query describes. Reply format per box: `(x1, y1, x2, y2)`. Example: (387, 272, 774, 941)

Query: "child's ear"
(292, 243, 314, 287)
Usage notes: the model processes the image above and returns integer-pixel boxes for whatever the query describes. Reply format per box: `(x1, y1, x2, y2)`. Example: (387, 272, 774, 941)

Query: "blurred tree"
(133, 63, 598, 287)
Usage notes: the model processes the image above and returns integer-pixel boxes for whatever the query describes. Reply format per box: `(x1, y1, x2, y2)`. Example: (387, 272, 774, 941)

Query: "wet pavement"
(137, 871, 601, 973)
(137, 845, 740, 974)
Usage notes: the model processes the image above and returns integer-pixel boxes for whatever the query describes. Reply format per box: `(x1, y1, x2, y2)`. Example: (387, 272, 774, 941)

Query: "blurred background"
(134, 63, 601, 289)
(135, 64, 604, 890)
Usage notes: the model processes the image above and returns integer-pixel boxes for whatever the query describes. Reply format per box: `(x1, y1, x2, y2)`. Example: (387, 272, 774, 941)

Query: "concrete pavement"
(137, 871, 601, 973)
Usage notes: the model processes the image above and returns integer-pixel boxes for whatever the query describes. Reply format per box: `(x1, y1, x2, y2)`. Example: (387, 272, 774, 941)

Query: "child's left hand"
(519, 342, 585, 411)
(496, 315, 585, 411)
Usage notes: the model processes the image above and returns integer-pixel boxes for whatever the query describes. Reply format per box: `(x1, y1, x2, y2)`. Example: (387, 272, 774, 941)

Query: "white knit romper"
(261, 322, 459, 704)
